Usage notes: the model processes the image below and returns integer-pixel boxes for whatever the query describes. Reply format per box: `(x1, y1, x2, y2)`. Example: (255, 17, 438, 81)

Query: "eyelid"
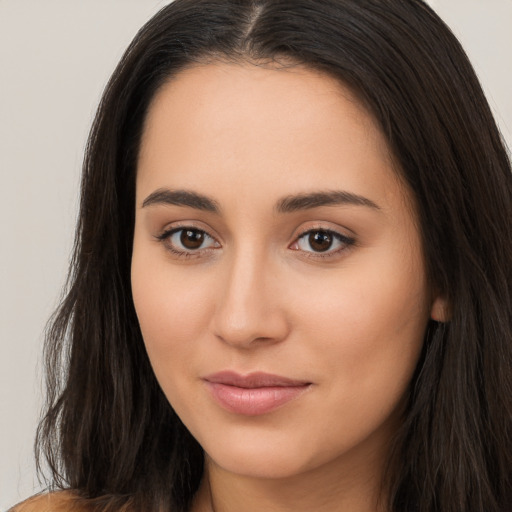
(289, 224, 356, 259)
(153, 221, 355, 260)
(155, 222, 221, 258)
(155, 220, 221, 242)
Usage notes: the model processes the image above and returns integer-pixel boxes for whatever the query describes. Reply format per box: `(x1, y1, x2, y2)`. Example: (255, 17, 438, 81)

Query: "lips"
(203, 371, 312, 416)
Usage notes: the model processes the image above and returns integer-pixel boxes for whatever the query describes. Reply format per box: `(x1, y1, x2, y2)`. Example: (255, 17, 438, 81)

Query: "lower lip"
(205, 382, 311, 416)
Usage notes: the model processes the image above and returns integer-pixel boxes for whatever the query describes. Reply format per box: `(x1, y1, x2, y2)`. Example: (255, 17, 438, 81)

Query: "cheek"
(279, 265, 428, 462)
(289, 247, 430, 396)
(131, 251, 216, 383)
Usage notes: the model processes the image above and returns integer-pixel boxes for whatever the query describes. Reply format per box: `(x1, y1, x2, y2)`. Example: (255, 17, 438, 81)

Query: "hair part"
(37, 1, 512, 511)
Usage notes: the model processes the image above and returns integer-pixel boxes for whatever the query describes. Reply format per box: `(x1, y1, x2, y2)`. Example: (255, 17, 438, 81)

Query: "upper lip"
(204, 371, 311, 389)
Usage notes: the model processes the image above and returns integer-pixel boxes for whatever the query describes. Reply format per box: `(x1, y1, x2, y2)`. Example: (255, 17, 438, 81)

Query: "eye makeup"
(154, 222, 356, 262)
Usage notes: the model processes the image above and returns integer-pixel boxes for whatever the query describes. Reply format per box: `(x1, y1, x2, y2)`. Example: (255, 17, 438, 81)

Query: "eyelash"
(292, 228, 355, 259)
(155, 226, 355, 260)
(155, 226, 219, 259)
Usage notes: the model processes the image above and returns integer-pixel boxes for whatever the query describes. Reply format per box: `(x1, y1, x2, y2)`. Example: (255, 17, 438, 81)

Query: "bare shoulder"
(10, 491, 83, 512)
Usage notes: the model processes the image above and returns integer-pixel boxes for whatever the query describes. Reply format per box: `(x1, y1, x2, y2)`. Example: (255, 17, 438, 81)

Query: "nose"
(211, 250, 290, 349)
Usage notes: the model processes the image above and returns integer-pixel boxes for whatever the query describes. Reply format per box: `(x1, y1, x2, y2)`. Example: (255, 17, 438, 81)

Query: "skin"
(10, 492, 83, 512)
(131, 62, 447, 512)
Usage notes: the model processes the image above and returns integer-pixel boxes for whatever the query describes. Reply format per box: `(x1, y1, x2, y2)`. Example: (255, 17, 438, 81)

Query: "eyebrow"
(141, 188, 380, 214)
(276, 190, 380, 213)
(142, 188, 220, 212)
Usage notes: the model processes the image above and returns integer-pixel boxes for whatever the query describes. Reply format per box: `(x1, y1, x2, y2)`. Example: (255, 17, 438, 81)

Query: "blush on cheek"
(133, 259, 212, 338)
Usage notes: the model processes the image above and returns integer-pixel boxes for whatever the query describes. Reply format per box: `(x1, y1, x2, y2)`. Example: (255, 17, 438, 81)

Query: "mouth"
(203, 371, 312, 416)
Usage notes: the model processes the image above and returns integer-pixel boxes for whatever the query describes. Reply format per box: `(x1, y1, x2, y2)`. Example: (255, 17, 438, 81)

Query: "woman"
(14, 0, 512, 511)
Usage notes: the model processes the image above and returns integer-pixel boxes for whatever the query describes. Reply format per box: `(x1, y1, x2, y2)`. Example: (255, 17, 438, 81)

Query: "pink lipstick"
(203, 371, 312, 416)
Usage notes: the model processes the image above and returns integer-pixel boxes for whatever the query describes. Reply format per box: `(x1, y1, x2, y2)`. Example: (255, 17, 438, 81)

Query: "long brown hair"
(37, 1, 512, 511)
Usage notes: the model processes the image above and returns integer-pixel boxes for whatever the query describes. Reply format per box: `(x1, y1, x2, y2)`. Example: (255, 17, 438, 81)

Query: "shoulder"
(9, 491, 83, 512)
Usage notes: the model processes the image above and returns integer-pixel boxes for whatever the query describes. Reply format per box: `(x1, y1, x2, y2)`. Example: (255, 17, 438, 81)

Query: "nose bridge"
(212, 243, 288, 347)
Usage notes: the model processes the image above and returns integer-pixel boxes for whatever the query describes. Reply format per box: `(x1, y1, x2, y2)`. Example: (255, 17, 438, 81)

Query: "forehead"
(136, 62, 405, 211)
(140, 62, 380, 155)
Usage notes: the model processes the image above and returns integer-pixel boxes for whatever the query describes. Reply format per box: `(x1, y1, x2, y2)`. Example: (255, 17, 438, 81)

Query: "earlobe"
(430, 295, 451, 323)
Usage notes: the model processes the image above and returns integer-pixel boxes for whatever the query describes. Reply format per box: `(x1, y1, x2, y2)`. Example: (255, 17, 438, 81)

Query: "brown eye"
(180, 229, 205, 249)
(308, 231, 333, 252)
(293, 228, 354, 256)
(158, 227, 219, 256)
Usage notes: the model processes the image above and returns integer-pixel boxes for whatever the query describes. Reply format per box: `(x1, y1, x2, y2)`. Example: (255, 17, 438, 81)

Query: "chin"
(202, 431, 335, 481)
(208, 450, 312, 480)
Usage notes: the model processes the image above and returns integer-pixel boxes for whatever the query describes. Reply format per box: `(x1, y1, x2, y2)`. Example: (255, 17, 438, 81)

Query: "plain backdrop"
(0, 1, 510, 509)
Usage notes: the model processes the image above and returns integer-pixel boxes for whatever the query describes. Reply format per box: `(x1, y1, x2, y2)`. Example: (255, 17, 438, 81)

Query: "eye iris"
(180, 229, 204, 249)
(309, 231, 333, 252)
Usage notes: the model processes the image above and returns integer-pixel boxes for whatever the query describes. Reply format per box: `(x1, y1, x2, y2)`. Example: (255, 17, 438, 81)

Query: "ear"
(430, 294, 451, 323)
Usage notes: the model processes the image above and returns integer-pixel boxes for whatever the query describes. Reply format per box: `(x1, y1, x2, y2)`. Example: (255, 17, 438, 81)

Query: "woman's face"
(132, 63, 445, 481)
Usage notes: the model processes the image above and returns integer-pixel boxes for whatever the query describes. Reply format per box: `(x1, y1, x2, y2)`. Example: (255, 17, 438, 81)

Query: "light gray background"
(1, 1, 510, 509)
